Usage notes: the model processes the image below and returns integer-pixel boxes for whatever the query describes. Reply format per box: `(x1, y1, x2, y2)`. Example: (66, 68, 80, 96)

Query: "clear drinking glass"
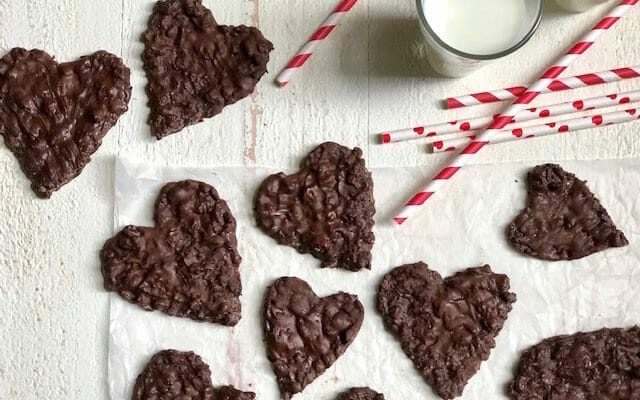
(555, 0, 611, 12)
(417, 0, 545, 78)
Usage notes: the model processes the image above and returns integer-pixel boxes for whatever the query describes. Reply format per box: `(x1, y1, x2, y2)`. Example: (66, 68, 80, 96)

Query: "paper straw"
(447, 66, 640, 109)
(275, 0, 358, 87)
(394, 0, 638, 226)
(432, 106, 640, 152)
(382, 89, 640, 144)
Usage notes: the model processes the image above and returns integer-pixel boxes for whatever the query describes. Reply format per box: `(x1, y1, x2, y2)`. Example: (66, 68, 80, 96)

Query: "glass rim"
(416, 0, 545, 61)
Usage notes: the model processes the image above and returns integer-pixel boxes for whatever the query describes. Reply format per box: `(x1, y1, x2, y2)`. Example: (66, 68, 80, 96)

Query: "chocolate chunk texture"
(101, 180, 243, 326)
(264, 277, 365, 399)
(0, 48, 131, 198)
(509, 327, 640, 400)
(255, 142, 375, 271)
(142, 0, 274, 139)
(377, 262, 516, 399)
(337, 387, 385, 400)
(508, 164, 628, 260)
(132, 349, 255, 400)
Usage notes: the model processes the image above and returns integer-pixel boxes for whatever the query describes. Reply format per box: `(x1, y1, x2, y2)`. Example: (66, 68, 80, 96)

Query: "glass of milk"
(555, 0, 611, 12)
(417, 0, 544, 77)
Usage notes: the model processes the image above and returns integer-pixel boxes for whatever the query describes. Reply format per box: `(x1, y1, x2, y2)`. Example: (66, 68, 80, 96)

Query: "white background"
(0, 0, 639, 398)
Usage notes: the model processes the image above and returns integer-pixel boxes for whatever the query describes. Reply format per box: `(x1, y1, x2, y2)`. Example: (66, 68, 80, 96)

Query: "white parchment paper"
(108, 156, 640, 400)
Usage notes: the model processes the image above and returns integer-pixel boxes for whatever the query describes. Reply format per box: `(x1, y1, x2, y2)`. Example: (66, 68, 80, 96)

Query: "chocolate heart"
(508, 327, 640, 400)
(254, 142, 375, 271)
(0, 48, 130, 198)
(337, 388, 385, 400)
(142, 0, 274, 139)
(101, 180, 243, 326)
(376, 262, 516, 399)
(264, 277, 364, 399)
(508, 164, 628, 261)
(133, 349, 255, 400)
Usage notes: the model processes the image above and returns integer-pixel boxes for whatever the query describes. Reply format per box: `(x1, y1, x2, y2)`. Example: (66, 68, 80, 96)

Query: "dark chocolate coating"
(101, 180, 243, 326)
(337, 387, 385, 400)
(0, 48, 131, 198)
(142, 0, 274, 139)
(264, 277, 365, 399)
(377, 262, 516, 399)
(508, 164, 628, 261)
(508, 327, 640, 400)
(255, 142, 375, 271)
(132, 349, 255, 400)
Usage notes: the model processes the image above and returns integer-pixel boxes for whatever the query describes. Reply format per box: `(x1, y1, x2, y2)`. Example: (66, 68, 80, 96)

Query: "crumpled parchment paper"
(108, 156, 640, 400)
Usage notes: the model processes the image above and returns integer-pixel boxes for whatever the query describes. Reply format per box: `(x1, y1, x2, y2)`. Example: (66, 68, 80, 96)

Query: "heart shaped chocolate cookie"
(508, 164, 628, 261)
(0, 48, 131, 198)
(101, 180, 243, 326)
(142, 0, 274, 139)
(337, 388, 385, 400)
(264, 277, 364, 399)
(377, 262, 516, 399)
(133, 349, 255, 400)
(508, 327, 640, 399)
(255, 142, 375, 271)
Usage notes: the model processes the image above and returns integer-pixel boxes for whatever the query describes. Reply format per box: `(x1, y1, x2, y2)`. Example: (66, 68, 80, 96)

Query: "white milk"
(422, 0, 528, 55)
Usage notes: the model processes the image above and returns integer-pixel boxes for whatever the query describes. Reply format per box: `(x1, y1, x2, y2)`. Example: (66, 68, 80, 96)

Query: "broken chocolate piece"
(101, 180, 243, 326)
(142, 0, 274, 139)
(508, 164, 628, 261)
(132, 349, 255, 400)
(337, 387, 385, 400)
(377, 262, 516, 399)
(508, 327, 640, 400)
(0, 48, 131, 198)
(254, 142, 375, 271)
(264, 276, 364, 399)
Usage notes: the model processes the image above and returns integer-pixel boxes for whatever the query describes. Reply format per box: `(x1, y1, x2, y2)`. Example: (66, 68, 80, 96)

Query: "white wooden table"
(0, 1, 638, 398)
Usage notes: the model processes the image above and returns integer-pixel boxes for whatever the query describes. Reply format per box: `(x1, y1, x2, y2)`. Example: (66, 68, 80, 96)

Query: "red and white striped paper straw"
(447, 65, 640, 109)
(432, 106, 640, 152)
(395, 0, 638, 226)
(275, 0, 358, 87)
(382, 89, 640, 144)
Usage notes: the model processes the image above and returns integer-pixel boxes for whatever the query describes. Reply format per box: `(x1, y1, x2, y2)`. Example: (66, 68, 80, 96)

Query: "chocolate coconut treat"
(101, 180, 243, 326)
(0, 48, 131, 198)
(509, 327, 640, 400)
(255, 142, 375, 271)
(508, 164, 628, 261)
(264, 277, 364, 399)
(337, 387, 385, 400)
(377, 262, 516, 399)
(142, 0, 273, 139)
(132, 349, 255, 400)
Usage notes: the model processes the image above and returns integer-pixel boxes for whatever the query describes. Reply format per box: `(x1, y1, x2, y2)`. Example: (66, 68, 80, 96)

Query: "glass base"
(554, 0, 611, 12)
